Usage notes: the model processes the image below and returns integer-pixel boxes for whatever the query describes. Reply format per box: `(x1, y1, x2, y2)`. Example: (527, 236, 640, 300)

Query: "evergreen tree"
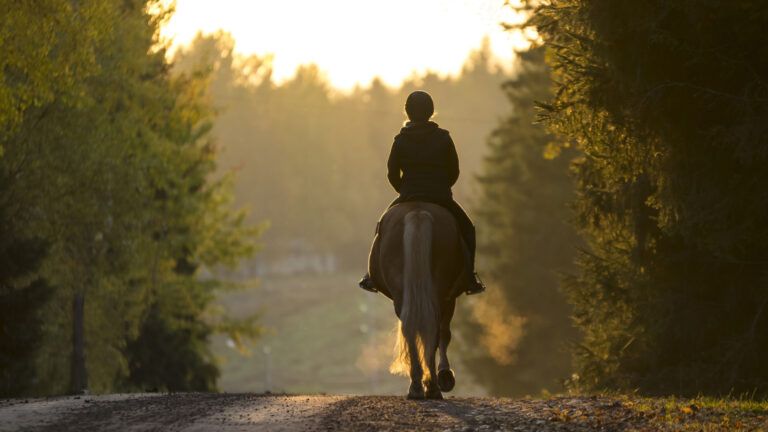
(461, 47, 579, 396)
(530, 0, 768, 395)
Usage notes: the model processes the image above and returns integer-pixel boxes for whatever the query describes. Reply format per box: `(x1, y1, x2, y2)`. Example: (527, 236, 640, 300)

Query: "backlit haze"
(158, 0, 529, 396)
(160, 0, 528, 90)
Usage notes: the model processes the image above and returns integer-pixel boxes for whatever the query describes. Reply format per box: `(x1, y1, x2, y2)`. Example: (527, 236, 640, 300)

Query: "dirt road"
(1, 393, 765, 431)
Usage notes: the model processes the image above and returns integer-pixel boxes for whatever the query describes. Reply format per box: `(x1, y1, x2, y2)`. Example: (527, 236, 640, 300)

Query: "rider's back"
(387, 121, 459, 199)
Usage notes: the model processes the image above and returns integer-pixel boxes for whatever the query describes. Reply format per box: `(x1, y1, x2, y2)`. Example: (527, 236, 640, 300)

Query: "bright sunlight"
(160, 0, 528, 89)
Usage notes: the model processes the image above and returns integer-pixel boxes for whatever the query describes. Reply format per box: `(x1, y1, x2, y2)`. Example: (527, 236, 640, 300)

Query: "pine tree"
(460, 47, 579, 396)
(530, 0, 768, 395)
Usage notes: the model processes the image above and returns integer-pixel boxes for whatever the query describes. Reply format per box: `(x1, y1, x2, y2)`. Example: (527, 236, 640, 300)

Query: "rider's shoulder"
(393, 123, 450, 141)
(392, 133, 405, 146)
(434, 127, 452, 144)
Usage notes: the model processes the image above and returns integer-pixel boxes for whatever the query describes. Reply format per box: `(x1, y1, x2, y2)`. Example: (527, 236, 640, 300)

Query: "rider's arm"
(446, 133, 460, 187)
(387, 138, 402, 192)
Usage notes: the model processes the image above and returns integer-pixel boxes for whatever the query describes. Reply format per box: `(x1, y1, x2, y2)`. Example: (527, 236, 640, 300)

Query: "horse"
(368, 202, 468, 399)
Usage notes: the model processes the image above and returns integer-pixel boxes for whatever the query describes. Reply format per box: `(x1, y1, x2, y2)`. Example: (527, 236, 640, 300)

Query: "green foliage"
(460, 47, 579, 396)
(529, 0, 768, 395)
(0, 0, 113, 151)
(0, 0, 260, 396)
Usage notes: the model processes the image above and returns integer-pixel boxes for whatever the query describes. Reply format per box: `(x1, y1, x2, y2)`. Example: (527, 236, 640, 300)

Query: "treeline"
(467, 0, 768, 397)
(173, 33, 510, 269)
(0, 0, 257, 396)
(459, 47, 579, 396)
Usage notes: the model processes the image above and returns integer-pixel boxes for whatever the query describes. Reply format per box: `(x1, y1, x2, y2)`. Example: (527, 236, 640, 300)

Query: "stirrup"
(358, 274, 378, 293)
(465, 273, 486, 295)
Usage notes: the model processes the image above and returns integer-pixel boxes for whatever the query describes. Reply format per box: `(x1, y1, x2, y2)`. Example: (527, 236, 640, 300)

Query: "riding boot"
(466, 272, 486, 295)
(458, 218, 485, 295)
(464, 250, 486, 295)
(358, 273, 378, 293)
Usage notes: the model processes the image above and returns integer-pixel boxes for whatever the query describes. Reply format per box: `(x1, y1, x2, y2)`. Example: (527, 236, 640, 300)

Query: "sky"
(159, 0, 527, 90)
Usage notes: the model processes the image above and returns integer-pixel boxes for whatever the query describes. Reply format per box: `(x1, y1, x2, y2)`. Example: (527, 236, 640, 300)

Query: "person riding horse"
(359, 90, 485, 296)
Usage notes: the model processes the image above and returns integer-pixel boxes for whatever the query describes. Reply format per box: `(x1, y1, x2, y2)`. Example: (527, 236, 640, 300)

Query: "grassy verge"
(626, 396, 768, 431)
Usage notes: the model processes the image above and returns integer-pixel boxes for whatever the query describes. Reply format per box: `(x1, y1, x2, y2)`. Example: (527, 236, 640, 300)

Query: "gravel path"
(0, 393, 344, 432)
(1, 393, 766, 431)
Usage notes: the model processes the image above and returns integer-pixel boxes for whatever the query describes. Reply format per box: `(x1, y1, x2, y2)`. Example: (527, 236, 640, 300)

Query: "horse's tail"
(390, 210, 439, 380)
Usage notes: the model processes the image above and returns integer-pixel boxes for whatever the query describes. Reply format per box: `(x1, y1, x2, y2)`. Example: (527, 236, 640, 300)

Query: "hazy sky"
(159, 0, 526, 90)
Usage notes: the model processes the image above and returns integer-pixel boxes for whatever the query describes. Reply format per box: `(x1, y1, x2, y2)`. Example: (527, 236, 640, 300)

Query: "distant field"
(212, 271, 486, 396)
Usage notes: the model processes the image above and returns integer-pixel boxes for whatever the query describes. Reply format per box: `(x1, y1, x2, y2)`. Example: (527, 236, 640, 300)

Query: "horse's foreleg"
(437, 299, 456, 392)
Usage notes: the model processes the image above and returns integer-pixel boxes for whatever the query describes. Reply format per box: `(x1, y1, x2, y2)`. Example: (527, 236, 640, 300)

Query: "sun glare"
(159, 0, 528, 90)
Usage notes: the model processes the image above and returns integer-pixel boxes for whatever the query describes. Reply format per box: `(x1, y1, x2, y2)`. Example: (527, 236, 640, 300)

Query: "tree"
(0, 206, 52, 396)
(0, 0, 260, 395)
(530, 0, 768, 395)
(0, 0, 113, 151)
(459, 47, 579, 396)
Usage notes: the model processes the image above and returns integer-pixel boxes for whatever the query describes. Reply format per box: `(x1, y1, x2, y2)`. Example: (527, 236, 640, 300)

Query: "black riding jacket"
(386, 121, 459, 199)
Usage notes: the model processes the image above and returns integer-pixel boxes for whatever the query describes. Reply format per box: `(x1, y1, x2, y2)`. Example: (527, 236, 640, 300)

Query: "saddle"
(369, 202, 473, 300)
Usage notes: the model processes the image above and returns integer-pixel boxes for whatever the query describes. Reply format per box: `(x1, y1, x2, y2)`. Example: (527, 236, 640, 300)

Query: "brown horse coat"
(367, 202, 467, 398)
(369, 202, 467, 312)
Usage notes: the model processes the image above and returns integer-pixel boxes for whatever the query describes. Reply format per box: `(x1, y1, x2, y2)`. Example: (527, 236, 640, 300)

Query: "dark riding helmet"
(405, 90, 434, 122)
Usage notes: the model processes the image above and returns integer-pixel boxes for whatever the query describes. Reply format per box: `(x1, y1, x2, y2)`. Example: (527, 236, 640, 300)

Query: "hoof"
(437, 369, 455, 392)
(407, 382, 425, 400)
(425, 387, 443, 400)
(425, 380, 443, 399)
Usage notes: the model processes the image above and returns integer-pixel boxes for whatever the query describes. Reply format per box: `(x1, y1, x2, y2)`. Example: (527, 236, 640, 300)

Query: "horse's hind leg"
(437, 298, 456, 392)
(406, 338, 425, 399)
(425, 330, 443, 399)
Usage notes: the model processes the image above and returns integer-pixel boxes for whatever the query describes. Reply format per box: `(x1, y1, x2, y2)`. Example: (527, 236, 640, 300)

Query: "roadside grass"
(518, 393, 767, 431)
(628, 395, 768, 431)
(561, 393, 768, 431)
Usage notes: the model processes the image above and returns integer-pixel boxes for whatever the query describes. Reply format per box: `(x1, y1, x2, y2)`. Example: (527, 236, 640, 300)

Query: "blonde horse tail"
(390, 210, 439, 380)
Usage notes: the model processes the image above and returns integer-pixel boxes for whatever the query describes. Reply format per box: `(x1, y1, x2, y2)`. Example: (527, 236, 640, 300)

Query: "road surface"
(0, 393, 764, 431)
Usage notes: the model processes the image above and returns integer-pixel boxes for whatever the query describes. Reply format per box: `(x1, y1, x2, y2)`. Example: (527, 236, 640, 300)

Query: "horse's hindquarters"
(376, 202, 464, 305)
(374, 202, 464, 398)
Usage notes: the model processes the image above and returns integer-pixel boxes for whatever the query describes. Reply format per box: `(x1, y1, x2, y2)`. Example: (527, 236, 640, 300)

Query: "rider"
(359, 90, 486, 296)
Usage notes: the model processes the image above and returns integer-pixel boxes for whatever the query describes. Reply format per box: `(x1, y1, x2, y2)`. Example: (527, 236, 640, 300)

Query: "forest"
(2, 0, 768, 402)
(0, 0, 259, 395)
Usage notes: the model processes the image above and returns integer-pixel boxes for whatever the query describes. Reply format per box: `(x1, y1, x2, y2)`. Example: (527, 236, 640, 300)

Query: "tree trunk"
(70, 291, 88, 394)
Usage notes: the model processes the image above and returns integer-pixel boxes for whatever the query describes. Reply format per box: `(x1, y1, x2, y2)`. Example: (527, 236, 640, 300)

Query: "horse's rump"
(371, 202, 467, 312)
